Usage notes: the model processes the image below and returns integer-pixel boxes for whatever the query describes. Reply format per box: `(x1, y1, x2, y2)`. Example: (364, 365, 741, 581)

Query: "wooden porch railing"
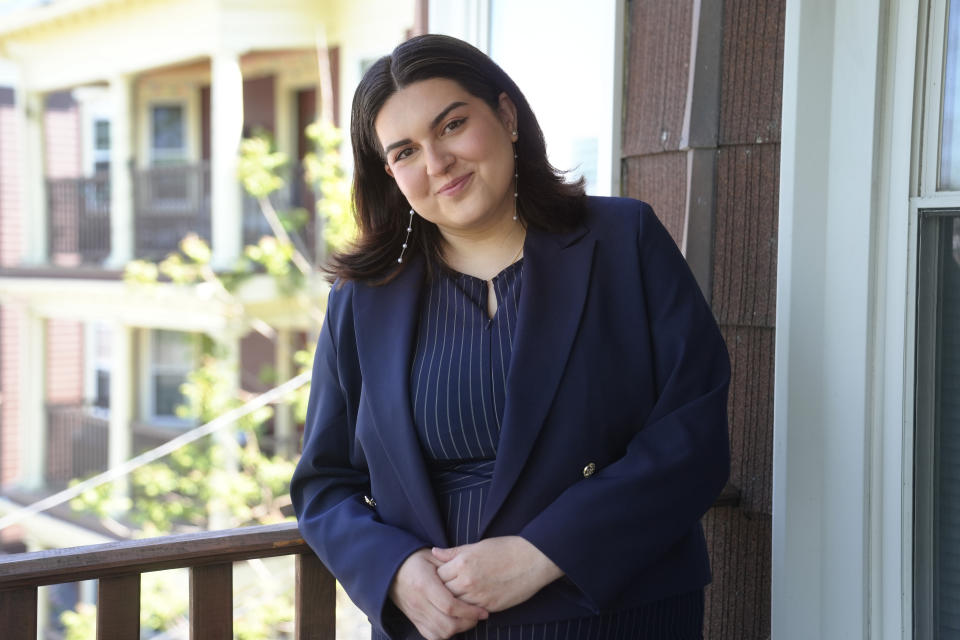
(0, 521, 334, 639)
(45, 403, 109, 486)
(133, 162, 212, 259)
(47, 175, 111, 265)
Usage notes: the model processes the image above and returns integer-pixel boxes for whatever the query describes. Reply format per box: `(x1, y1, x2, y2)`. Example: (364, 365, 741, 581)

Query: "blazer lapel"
(479, 223, 596, 535)
(352, 256, 448, 547)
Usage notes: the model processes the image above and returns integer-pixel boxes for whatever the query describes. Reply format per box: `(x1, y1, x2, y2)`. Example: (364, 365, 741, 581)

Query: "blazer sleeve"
(290, 283, 427, 635)
(519, 203, 731, 611)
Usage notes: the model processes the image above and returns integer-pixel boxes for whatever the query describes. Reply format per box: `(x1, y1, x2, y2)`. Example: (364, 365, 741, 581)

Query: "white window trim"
(428, 0, 490, 52)
(148, 101, 188, 165)
(773, 0, 922, 638)
(92, 118, 110, 170)
(82, 322, 111, 418)
(910, 2, 960, 638)
(137, 328, 196, 428)
(920, 0, 960, 200)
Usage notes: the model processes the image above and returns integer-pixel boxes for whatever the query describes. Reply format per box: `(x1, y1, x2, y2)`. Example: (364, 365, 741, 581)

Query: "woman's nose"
(424, 144, 454, 176)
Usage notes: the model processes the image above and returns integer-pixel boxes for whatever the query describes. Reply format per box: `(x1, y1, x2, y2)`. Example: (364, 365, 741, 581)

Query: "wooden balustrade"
(0, 521, 334, 640)
(46, 175, 111, 265)
(133, 162, 212, 259)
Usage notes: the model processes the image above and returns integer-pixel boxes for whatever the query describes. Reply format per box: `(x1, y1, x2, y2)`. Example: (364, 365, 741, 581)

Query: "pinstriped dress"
(374, 259, 704, 640)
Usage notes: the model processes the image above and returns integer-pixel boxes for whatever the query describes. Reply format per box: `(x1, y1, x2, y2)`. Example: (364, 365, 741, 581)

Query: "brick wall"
(0, 307, 21, 486)
(622, 1, 784, 637)
(44, 91, 82, 179)
(0, 86, 21, 268)
(45, 319, 85, 405)
(43, 92, 86, 407)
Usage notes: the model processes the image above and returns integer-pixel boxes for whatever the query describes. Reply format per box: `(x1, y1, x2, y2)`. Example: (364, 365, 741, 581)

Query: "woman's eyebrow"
(383, 101, 468, 156)
(429, 100, 468, 129)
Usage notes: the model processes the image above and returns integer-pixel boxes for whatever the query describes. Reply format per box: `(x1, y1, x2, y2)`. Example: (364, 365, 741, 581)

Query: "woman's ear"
(384, 163, 394, 178)
(497, 92, 518, 135)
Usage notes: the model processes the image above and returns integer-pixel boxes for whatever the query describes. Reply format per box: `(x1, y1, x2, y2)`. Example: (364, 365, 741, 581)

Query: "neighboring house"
(0, 0, 413, 632)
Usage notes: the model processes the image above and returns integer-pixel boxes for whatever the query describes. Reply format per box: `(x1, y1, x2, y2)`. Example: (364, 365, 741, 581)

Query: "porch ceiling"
(0, 0, 334, 93)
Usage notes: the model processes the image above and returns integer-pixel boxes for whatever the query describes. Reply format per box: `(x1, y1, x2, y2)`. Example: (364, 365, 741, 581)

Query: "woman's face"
(374, 77, 518, 237)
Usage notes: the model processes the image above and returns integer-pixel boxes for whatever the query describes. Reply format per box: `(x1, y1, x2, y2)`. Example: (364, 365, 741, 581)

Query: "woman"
(291, 34, 730, 640)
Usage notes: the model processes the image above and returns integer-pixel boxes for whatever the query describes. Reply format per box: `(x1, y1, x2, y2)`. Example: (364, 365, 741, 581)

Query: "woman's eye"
(443, 118, 466, 134)
(394, 148, 413, 162)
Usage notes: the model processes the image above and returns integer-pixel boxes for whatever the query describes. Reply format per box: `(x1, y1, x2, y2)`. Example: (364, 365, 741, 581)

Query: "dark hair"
(328, 33, 586, 284)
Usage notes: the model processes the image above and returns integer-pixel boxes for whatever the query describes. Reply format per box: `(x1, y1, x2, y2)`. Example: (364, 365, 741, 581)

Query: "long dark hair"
(328, 33, 586, 284)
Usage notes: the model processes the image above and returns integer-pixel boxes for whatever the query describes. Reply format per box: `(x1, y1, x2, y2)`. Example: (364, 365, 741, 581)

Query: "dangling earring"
(397, 208, 415, 263)
(512, 133, 519, 221)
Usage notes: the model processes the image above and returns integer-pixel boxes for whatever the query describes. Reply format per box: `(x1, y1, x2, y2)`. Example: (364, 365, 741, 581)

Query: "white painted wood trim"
(870, 2, 922, 637)
(775, 0, 920, 637)
(21, 89, 45, 265)
(210, 50, 243, 269)
(921, 0, 950, 196)
(18, 308, 45, 490)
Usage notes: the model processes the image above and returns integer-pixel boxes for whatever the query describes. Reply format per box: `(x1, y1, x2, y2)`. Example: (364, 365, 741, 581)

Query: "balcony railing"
(47, 175, 111, 265)
(0, 521, 333, 639)
(133, 162, 212, 260)
(45, 404, 109, 486)
(45, 404, 184, 488)
(44, 162, 315, 264)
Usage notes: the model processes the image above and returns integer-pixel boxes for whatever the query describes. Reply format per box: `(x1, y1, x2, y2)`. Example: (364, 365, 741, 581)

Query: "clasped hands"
(388, 535, 564, 640)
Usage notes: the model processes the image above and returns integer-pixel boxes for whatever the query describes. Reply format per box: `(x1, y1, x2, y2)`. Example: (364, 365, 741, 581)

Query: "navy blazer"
(291, 196, 731, 638)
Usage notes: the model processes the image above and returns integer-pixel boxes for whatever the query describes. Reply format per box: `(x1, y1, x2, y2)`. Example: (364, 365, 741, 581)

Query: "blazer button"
(364, 495, 377, 508)
(582, 462, 596, 478)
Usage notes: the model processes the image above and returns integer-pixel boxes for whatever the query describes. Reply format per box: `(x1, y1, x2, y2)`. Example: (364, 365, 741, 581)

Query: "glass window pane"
(489, 0, 616, 195)
(152, 105, 184, 152)
(94, 119, 110, 151)
(95, 370, 110, 410)
(917, 212, 960, 635)
(942, 0, 960, 189)
(152, 330, 193, 368)
(938, 216, 960, 634)
(154, 373, 185, 416)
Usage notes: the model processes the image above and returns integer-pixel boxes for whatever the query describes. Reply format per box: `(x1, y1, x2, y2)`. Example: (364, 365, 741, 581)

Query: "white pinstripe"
(433, 277, 453, 458)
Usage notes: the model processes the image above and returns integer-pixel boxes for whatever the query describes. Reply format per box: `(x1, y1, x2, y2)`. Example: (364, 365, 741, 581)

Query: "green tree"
(63, 120, 352, 638)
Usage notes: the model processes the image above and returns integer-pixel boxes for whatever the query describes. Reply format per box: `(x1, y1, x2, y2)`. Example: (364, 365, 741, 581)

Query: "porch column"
(20, 89, 46, 265)
(210, 50, 244, 269)
(106, 74, 134, 267)
(209, 329, 241, 529)
(18, 309, 45, 490)
(275, 328, 294, 457)
(108, 324, 134, 500)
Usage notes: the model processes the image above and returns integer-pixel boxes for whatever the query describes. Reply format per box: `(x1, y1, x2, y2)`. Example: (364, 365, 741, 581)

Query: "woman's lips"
(436, 173, 473, 196)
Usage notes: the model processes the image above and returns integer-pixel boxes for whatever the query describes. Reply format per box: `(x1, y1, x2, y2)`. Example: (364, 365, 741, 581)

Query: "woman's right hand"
(388, 548, 490, 640)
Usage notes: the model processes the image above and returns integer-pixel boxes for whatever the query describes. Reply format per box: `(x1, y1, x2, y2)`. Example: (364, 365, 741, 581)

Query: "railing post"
(190, 562, 232, 639)
(97, 573, 140, 639)
(0, 587, 38, 640)
(295, 552, 335, 640)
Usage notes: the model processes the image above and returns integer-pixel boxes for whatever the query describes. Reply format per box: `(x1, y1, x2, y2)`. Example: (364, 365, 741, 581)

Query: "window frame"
(912, 208, 960, 638)
(921, 0, 960, 198)
(138, 328, 197, 428)
(149, 102, 187, 166)
(913, 0, 960, 636)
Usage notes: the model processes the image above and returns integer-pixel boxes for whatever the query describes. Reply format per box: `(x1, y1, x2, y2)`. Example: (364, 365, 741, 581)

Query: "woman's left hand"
(432, 536, 564, 612)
